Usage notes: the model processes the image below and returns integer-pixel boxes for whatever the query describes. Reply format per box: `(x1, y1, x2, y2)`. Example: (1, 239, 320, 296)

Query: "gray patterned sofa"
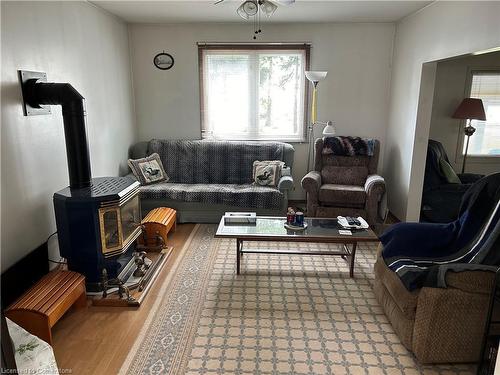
(128, 139, 295, 223)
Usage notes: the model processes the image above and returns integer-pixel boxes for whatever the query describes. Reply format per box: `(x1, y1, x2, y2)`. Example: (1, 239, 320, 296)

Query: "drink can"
(295, 212, 304, 226)
(287, 212, 295, 224)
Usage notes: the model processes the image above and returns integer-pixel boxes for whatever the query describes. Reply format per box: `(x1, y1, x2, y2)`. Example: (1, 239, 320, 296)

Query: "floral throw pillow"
(252, 160, 285, 187)
(128, 153, 169, 185)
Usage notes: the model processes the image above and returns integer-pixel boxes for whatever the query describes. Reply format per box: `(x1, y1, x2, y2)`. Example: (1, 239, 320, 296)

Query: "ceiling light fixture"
(237, 0, 258, 20)
(218, 0, 295, 39)
(260, 1, 278, 17)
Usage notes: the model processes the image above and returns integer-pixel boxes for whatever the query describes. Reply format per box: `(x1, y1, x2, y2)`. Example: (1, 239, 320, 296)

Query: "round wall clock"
(153, 52, 174, 70)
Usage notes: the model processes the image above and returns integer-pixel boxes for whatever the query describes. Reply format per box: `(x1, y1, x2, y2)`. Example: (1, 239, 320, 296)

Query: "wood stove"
(19, 71, 171, 303)
(54, 177, 142, 291)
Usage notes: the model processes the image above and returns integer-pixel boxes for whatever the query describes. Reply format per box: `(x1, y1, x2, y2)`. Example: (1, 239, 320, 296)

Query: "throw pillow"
(252, 160, 284, 187)
(128, 153, 169, 185)
(439, 159, 461, 184)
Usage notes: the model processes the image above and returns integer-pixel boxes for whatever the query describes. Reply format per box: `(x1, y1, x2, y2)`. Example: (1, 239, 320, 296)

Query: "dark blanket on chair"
(381, 173, 500, 291)
(322, 136, 375, 156)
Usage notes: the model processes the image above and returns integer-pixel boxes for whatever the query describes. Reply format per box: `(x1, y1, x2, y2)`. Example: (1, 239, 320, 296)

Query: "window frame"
(198, 43, 311, 142)
(455, 67, 500, 163)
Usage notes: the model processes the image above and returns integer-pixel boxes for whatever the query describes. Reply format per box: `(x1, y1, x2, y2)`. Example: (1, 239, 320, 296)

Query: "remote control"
(346, 217, 361, 226)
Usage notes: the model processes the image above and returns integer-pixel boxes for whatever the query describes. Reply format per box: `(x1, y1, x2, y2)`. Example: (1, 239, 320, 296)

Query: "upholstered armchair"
(301, 138, 386, 225)
(421, 139, 484, 223)
(374, 253, 495, 364)
(374, 173, 500, 363)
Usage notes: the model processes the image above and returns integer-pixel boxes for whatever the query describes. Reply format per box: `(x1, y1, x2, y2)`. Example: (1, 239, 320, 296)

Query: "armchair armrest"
(444, 267, 496, 294)
(301, 171, 321, 217)
(364, 174, 386, 224)
(126, 172, 138, 181)
(277, 175, 294, 192)
(458, 173, 484, 185)
(364, 174, 385, 194)
(301, 171, 322, 193)
(433, 183, 471, 193)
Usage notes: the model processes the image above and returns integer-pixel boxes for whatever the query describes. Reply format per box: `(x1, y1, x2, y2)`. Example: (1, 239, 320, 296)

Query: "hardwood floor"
(51, 224, 196, 375)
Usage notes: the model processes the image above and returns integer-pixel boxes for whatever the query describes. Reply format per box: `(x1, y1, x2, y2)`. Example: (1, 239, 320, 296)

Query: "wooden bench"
(5, 270, 86, 344)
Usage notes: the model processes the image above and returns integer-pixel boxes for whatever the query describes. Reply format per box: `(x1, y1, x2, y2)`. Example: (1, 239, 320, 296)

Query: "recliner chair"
(421, 139, 483, 223)
(301, 137, 386, 225)
(375, 173, 500, 364)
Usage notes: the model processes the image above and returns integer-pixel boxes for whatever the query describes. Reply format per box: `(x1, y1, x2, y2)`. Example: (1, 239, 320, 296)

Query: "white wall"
(428, 51, 500, 175)
(384, 1, 500, 221)
(1, 1, 136, 271)
(128, 23, 395, 199)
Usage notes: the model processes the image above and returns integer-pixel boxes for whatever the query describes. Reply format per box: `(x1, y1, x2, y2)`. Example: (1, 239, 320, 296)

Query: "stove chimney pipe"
(23, 79, 92, 189)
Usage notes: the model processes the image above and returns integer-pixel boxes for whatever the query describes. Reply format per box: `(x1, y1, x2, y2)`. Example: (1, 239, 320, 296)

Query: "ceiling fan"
(215, 0, 296, 39)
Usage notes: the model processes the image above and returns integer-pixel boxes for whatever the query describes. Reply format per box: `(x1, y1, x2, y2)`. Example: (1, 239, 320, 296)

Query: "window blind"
(199, 44, 310, 142)
(466, 72, 500, 156)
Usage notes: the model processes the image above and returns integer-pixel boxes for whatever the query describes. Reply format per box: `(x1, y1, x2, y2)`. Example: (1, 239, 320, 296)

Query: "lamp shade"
(322, 121, 336, 135)
(305, 71, 327, 83)
(452, 98, 486, 121)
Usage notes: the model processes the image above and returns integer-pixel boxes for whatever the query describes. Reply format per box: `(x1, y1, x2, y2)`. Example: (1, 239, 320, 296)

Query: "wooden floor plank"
(51, 223, 196, 375)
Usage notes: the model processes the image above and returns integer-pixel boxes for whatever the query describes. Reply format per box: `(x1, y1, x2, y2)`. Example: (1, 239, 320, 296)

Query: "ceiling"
(91, 1, 434, 24)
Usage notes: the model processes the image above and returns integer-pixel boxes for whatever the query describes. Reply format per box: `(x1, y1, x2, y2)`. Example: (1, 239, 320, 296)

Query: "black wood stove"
(19, 71, 152, 296)
(54, 177, 142, 291)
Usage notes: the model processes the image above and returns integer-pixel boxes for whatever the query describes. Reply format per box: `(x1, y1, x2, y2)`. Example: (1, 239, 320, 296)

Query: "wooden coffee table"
(215, 216, 379, 277)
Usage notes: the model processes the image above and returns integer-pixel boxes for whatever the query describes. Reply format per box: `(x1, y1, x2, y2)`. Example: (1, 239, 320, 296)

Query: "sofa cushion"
(139, 182, 284, 210)
(321, 166, 368, 185)
(148, 139, 285, 185)
(318, 184, 366, 207)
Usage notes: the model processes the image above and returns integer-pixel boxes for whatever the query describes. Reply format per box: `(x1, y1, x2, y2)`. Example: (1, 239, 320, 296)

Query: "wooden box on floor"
(138, 207, 177, 249)
(5, 270, 86, 344)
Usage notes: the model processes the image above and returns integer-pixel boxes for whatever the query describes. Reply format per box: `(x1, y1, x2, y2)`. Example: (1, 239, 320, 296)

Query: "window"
(199, 44, 310, 141)
(464, 71, 500, 156)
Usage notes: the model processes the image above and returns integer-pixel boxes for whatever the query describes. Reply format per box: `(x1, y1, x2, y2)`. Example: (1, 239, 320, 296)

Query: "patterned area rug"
(120, 224, 476, 375)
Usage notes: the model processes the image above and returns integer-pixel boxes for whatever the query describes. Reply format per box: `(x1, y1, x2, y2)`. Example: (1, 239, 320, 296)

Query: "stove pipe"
(24, 80, 91, 189)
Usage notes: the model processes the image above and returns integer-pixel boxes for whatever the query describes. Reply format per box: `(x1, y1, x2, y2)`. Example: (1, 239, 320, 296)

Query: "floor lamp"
(452, 98, 486, 173)
(305, 71, 327, 171)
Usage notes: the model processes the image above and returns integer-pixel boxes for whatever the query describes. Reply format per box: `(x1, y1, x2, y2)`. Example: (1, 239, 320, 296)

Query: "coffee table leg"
(236, 239, 242, 275)
(349, 242, 357, 278)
